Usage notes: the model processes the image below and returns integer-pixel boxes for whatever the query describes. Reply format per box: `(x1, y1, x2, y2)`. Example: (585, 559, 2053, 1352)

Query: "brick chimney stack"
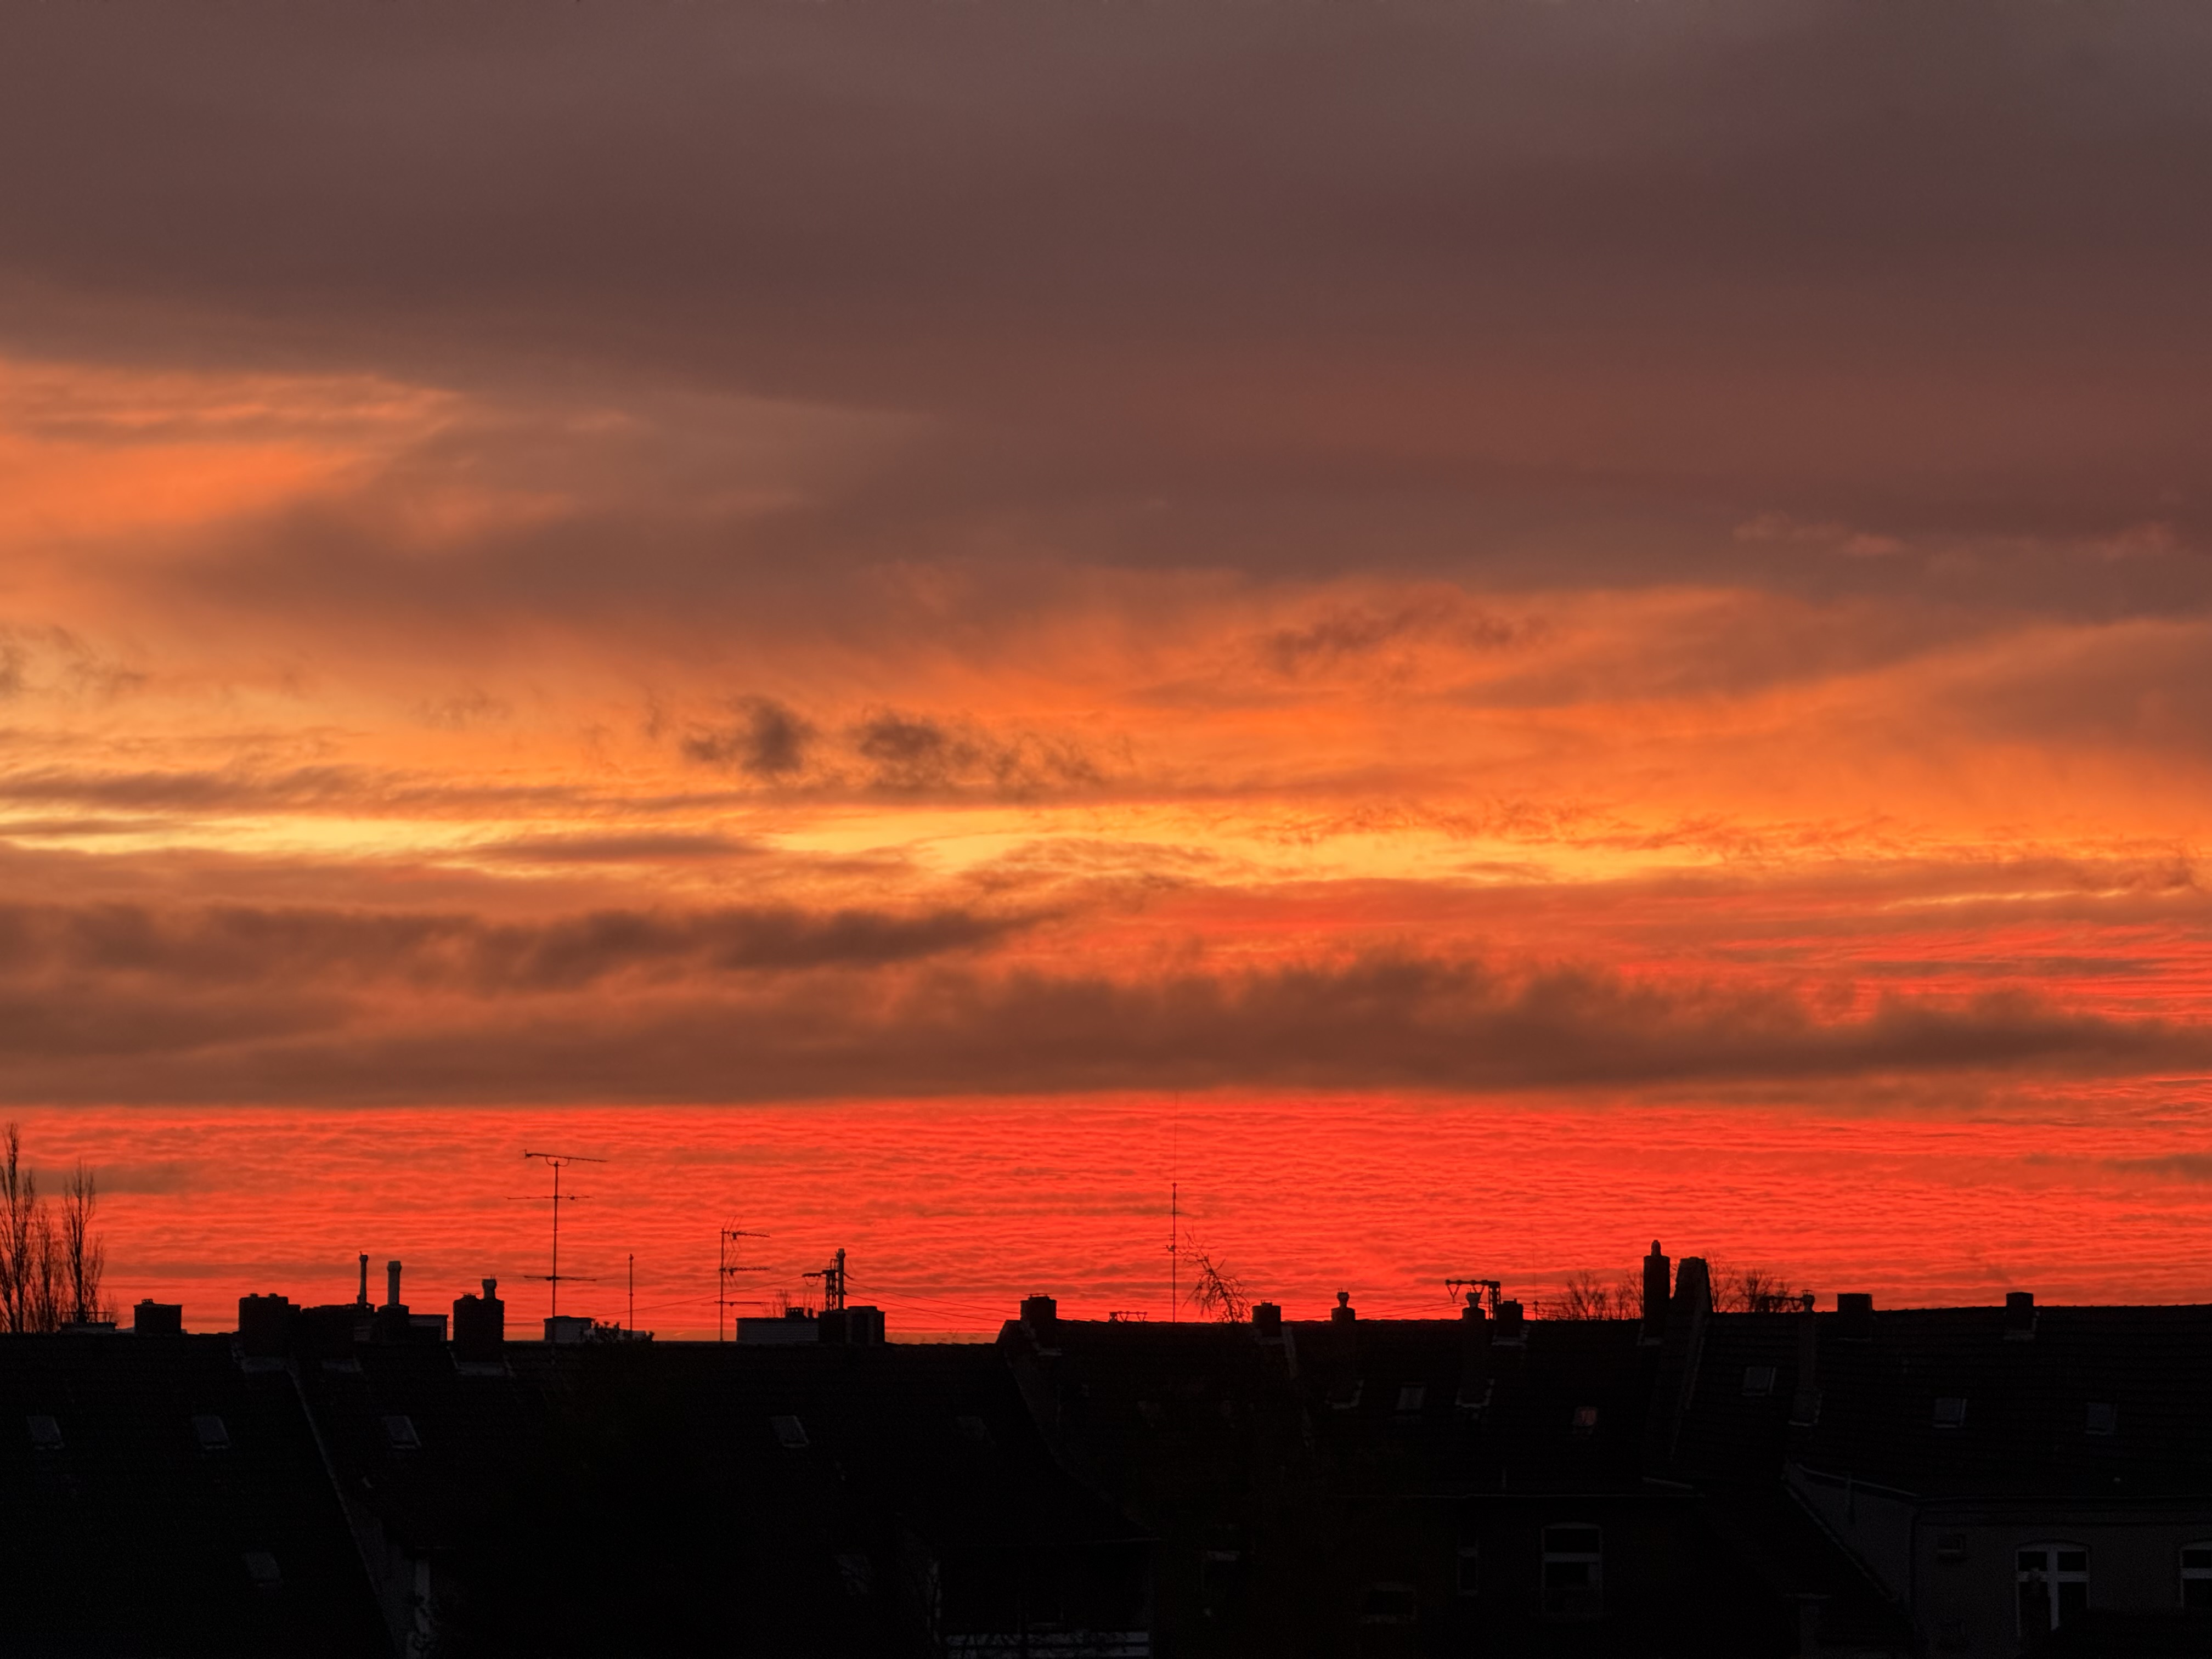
(1641, 1240, 1671, 1345)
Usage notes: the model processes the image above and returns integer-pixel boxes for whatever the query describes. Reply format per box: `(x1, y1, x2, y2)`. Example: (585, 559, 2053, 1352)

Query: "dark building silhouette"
(4, 1249, 2211, 1656)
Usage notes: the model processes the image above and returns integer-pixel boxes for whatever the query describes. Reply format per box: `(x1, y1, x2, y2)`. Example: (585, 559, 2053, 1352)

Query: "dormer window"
(1542, 1525, 1603, 1620)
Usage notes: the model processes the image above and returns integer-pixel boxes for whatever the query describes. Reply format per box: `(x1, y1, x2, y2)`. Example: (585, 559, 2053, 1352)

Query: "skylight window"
(26, 1414, 63, 1451)
(1932, 1396, 1968, 1429)
(242, 1551, 282, 1594)
(1396, 1385, 1427, 1414)
(382, 1414, 421, 1451)
(2085, 1402, 2117, 1436)
(770, 1413, 809, 1448)
(1742, 1365, 1776, 1397)
(956, 1413, 992, 1444)
(192, 1413, 230, 1452)
(1571, 1404, 1599, 1434)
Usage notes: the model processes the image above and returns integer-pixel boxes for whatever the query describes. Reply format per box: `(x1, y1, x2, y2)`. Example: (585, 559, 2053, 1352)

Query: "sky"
(3, 2, 2211, 1333)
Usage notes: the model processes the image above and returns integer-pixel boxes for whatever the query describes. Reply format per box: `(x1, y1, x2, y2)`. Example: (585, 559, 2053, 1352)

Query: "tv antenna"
(804, 1247, 849, 1314)
(520, 1150, 605, 1318)
(1447, 1277, 1503, 1315)
(718, 1223, 769, 1342)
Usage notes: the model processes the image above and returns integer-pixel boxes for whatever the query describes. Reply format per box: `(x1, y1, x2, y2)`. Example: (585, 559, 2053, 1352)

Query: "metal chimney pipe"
(358, 1253, 370, 1307)
(386, 1260, 402, 1309)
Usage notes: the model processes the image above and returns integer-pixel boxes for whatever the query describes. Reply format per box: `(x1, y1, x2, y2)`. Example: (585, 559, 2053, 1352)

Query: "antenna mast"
(718, 1223, 769, 1342)
(1446, 1277, 1503, 1315)
(1169, 1113, 1179, 1323)
(521, 1150, 605, 1318)
(804, 1246, 848, 1313)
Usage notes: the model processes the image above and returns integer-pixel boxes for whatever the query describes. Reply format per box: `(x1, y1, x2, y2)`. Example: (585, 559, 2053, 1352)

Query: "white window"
(1542, 1523, 1603, 1620)
(2181, 1544, 2212, 1610)
(2018, 1543, 2088, 1633)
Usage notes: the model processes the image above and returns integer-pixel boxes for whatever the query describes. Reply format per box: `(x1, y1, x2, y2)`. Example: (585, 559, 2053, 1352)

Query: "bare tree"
(2, 1123, 33, 1334)
(0, 1126, 111, 1332)
(63, 1163, 106, 1325)
(1711, 1263, 1803, 1314)
(1549, 1271, 1640, 1320)
(1182, 1233, 1251, 1324)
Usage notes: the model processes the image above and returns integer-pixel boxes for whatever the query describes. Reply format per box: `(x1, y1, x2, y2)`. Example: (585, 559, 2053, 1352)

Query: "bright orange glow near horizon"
(3, 4, 2210, 1331)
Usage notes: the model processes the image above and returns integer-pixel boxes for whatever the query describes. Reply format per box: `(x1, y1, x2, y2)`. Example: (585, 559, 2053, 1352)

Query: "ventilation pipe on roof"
(385, 1260, 403, 1311)
(358, 1254, 370, 1308)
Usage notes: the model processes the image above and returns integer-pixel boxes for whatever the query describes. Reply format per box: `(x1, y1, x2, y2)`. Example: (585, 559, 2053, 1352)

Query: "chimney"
(385, 1260, 403, 1311)
(1019, 1294, 1058, 1334)
(453, 1278, 506, 1360)
(1252, 1301, 1283, 1339)
(2004, 1290, 2036, 1341)
(132, 1299, 184, 1338)
(1459, 1291, 1487, 1327)
(1788, 1293, 1820, 1426)
(1673, 1256, 1713, 1318)
(1641, 1240, 1672, 1344)
(1330, 1290, 1356, 1325)
(1836, 1291, 1874, 1341)
(357, 1252, 370, 1308)
(1494, 1300, 1526, 1345)
(238, 1293, 296, 1358)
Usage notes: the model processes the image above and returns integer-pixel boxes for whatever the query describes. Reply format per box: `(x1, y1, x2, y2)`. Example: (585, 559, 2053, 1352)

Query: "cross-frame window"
(2017, 1543, 2088, 1633)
